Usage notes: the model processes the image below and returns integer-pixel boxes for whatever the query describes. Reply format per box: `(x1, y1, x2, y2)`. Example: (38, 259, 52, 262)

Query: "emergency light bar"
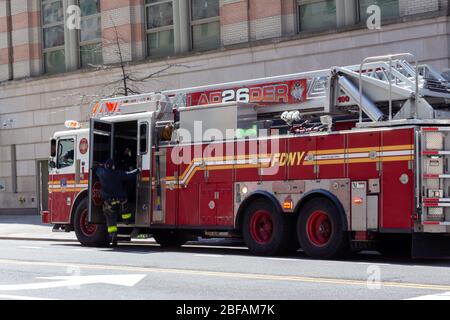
(65, 120, 81, 129)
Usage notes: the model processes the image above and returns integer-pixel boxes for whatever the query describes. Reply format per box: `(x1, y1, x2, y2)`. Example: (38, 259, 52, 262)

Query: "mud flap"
(412, 233, 450, 259)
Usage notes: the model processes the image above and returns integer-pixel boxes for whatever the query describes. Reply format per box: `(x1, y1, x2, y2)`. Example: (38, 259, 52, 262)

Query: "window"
(190, 0, 220, 51)
(358, 0, 399, 21)
(79, 0, 102, 67)
(57, 139, 75, 169)
(42, 0, 65, 74)
(139, 123, 148, 154)
(145, 0, 175, 57)
(298, 0, 337, 32)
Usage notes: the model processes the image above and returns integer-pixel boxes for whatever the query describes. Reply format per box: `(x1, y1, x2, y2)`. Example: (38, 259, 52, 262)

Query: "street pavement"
(0, 215, 450, 300)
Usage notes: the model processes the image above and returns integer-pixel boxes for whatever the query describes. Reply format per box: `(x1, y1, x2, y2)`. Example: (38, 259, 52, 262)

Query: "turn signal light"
(353, 197, 364, 205)
(283, 198, 294, 210)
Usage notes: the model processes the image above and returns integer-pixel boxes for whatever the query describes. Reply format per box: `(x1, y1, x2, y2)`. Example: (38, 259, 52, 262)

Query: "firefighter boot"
(109, 232, 118, 247)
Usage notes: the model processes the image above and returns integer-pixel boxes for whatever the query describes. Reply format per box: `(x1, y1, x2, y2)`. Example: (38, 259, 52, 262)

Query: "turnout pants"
(102, 200, 122, 234)
(103, 199, 132, 234)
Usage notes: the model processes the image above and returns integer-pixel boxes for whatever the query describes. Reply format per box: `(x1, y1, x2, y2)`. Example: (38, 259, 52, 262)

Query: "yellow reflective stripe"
(122, 214, 132, 219)
(108, 226, 118, 233)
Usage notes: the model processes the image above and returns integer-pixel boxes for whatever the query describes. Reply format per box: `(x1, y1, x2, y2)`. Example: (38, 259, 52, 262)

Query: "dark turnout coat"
(95, 167, 139, 202)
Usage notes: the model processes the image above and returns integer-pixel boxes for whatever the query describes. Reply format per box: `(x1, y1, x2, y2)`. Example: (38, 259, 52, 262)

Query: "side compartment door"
(88, 119, 113, 224)
(381, 129, 414, 230)
(317, 134, 346, 179)
(136, 120, 151, 226)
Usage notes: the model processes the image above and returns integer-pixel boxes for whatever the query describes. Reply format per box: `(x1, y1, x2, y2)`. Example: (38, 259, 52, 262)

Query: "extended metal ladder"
(89, 53, 450, 122)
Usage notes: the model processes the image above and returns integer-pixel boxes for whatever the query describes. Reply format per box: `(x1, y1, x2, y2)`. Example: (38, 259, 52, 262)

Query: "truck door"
(51, 136, 77, 223)
(136, 119, 152, 226)
(88, 119, 113, 224)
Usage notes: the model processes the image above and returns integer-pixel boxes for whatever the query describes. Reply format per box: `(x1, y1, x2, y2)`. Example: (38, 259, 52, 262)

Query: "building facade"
(0, 0, 449, 214)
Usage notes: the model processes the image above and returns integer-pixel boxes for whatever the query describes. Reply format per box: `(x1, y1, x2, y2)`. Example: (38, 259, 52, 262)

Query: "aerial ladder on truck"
(44, 53, 450, 258)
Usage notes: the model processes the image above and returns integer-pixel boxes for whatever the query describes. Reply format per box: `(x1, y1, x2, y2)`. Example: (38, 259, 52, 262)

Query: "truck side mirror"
(49, 160, 56, 169)
(50, 139, 56, 157)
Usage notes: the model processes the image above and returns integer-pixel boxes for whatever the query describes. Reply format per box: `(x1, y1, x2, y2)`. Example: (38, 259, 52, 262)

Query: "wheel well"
(294, 190, 348, 230)
(70, 190, 88, 230)
(235, 192, 282, 233)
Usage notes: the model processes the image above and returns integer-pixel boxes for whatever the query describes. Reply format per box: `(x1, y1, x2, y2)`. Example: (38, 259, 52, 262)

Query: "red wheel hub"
(80, 209, 97, 237)
(250, 210, 273, 245)
(306, 210, 332, 247)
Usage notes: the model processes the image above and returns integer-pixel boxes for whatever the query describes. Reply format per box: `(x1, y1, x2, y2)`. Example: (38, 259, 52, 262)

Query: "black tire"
(73, 198, 109, 247)
(297, 197, 349, 259)
(242, 198, 294, 256)
(153, 231, 188, 248)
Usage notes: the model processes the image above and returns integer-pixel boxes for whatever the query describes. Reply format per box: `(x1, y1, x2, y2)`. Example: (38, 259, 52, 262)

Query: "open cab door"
(135, 118, 152, 226)
(88, 119, 113, 224)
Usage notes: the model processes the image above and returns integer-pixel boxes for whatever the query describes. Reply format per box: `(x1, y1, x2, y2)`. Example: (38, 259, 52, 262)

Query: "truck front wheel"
(73, 198, 109, 247)
(242, 198, 292, 256)
(297, 197, 349, 259)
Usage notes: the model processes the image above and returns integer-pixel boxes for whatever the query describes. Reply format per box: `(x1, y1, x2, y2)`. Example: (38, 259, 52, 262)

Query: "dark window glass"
(147, 30, 175, 57)
(57, 139, 75, 169)
(42, 1, 64, 25)
(299, 0, 337, 32)
(80, 43, 103, 67)
(44, 50, 66, 74)
(43, 25, 65, 48)
(191, 0, 220, 20)
(80, 16, 102, 41)
(79, 0, 100, 16)
(146, 2, 174, 29)
(359, 0, 399, 20)
(192, 21, 220, 51)
(139, 123, 148, 154)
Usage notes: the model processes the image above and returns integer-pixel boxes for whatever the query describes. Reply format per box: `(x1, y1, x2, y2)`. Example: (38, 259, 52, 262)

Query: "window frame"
(41, 0, 65, 73)
(78, 0, 102, 68)
(189, 0, 220, 51)
(145, 0, 175, 57)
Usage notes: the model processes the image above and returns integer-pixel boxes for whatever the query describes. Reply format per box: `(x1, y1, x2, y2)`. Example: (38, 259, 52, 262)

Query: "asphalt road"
(0, 239, 449, 300)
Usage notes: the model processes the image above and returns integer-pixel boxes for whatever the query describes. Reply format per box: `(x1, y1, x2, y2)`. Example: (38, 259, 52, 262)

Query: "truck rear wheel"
(74, 198, 109, 247)
(242, 198, 292, 256)
(297, 197, 349, 259)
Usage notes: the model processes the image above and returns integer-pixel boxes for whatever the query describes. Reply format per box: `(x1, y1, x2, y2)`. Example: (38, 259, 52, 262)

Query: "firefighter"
(94, 159, 140, 246)
(118, 147, 136, 222)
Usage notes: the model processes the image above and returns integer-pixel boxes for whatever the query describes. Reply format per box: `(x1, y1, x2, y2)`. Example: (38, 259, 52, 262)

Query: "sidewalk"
(0, 215, 76, 242)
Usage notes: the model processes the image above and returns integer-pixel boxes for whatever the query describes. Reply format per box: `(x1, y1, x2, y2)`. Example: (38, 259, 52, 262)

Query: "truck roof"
(54, 128, 89, 138)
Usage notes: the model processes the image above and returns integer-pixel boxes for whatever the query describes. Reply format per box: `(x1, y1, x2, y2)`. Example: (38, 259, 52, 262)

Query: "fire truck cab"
(43, 54, 450, 259)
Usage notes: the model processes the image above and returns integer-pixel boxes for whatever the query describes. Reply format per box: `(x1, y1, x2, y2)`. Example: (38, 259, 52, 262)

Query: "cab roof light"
(65, 120, 81, 129)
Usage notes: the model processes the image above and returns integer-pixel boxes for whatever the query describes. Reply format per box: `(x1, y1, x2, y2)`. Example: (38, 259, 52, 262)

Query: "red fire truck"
(42, 54, 450, 258)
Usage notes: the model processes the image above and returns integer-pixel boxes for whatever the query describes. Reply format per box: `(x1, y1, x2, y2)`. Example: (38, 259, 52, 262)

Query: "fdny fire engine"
(42, 53, 450, 259)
